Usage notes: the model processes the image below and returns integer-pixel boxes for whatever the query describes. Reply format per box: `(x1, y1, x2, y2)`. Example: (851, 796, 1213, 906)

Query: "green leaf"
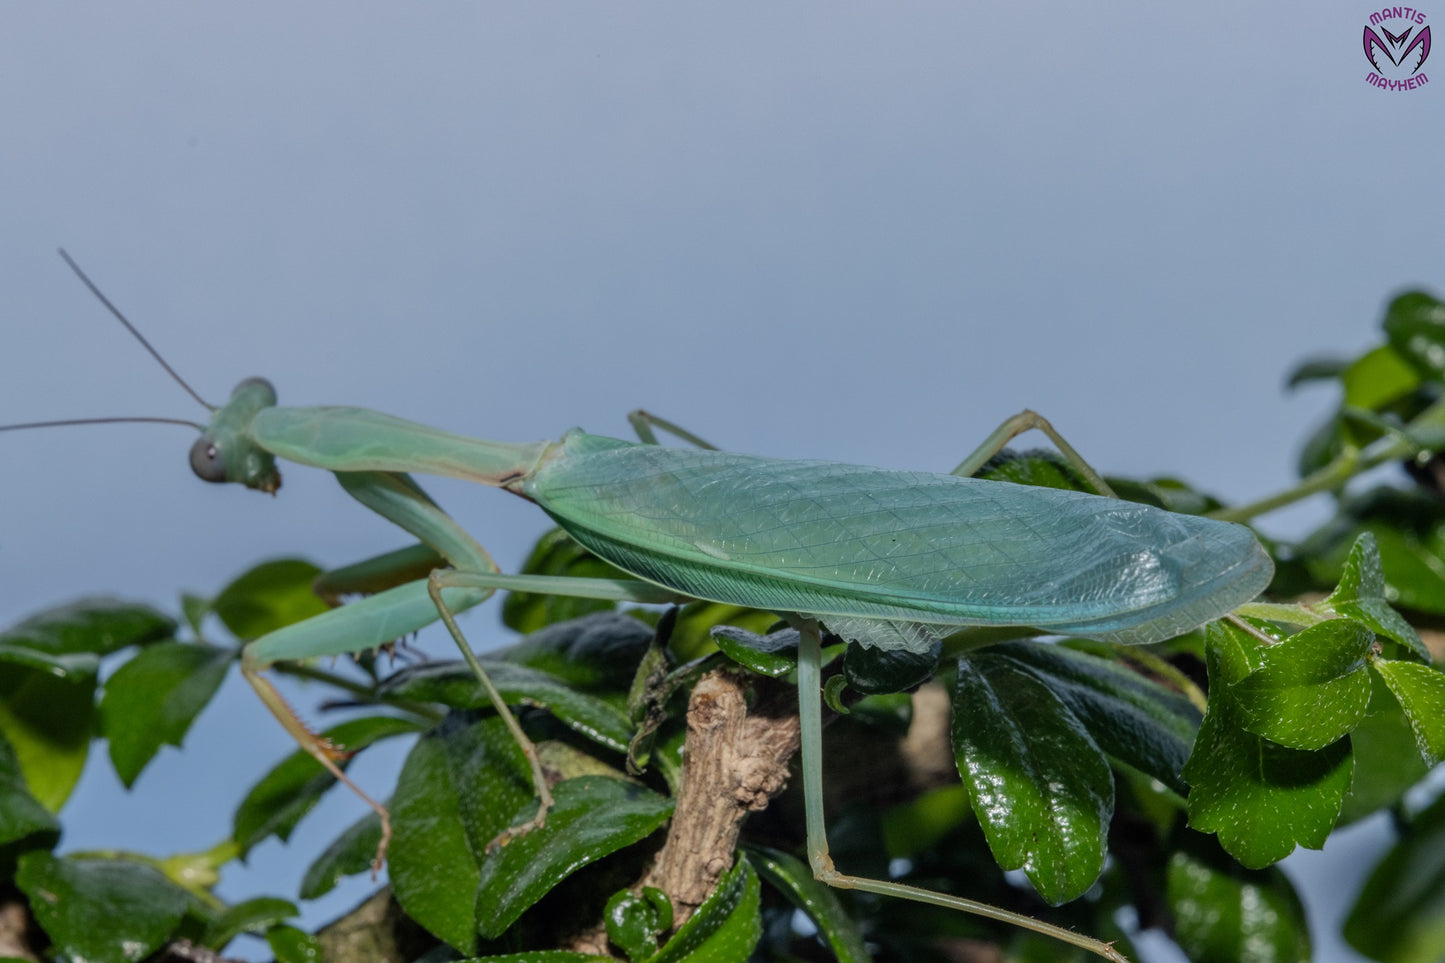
(1324, 532, 1429, 660)
(202, 895, 299, 948)
(952, 652, 1112, 904)
(1286, 355, 1350, 388)
(1345, 790, 1445, 963)
(456, 948, 615, 954)
(881, 784, 972, 860)
(477, 776, 672, 938)
(670, 602, 778, 660)
(390, 712, 536, 953)
(1382, 290, 1445, 381)
(1373, 659, 1445, 765)
(747, 845, 870, 963)
(233, 715, 423, 855)
(604, 886, 673, 961)
(996, 642, 1201, 794)
(100, 641, 232, 787)
(381, 660, 632, 752)
(180, 591, 211, 636)
(1228, 619, 1375, 750)
(650, 856, 762, 963)
(212, 558, 329, 640)
(502, 528, 629, 633)
(1184, 622, 1353, 868)
(711, 625, 799, 678)
(843, 639, 941, 695)
(978, 448, 1092, 492)
(15, 851, 193, 963)
(0, 729, 59, 850)
(299, 811, 383, 899)
(0, 598, 176, 658)
(0, 666, 94, 812)
(1167, 840, 1310, 963)
(1343, 344, 1423, 410)
(1340, 671, 1430, 824)
(266, 924, 323, 963)
(0, 603, 177, 801)
(496, 612, 654, 691)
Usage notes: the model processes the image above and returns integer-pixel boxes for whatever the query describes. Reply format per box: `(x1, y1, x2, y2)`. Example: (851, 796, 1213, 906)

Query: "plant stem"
(1210, 396, 1445, 523)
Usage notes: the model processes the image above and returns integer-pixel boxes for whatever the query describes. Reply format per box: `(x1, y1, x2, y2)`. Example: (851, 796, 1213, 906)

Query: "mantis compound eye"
(190, 436, 228, 483)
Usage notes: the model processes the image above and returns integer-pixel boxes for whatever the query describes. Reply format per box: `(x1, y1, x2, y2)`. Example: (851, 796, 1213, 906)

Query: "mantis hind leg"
(950, 409, 1116, 497)
(788, 617, 1130, 963)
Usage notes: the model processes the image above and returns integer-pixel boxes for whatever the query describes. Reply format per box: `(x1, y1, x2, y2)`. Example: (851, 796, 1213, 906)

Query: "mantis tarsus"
(11, 250, 1275, 963)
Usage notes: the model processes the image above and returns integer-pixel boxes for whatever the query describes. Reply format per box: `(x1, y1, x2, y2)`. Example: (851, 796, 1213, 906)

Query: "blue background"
(1, 5, 1440, 961)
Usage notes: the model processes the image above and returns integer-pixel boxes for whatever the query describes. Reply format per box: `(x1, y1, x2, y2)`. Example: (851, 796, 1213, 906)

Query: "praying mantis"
(9, 251, 1275, 962)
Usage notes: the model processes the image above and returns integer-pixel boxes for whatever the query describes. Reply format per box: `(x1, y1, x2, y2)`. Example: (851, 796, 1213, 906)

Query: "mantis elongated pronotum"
(8, 250, 1274, 962)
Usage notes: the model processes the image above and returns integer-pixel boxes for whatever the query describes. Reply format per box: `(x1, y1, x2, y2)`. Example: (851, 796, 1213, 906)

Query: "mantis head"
(190, 378, 283, 493)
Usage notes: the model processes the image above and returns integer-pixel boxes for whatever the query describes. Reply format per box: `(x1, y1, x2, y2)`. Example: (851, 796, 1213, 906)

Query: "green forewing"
(526, 432, 1272, 650)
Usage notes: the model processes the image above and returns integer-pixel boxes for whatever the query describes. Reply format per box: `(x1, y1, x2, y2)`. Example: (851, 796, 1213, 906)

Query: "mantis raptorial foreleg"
(241, 468, 553, 864)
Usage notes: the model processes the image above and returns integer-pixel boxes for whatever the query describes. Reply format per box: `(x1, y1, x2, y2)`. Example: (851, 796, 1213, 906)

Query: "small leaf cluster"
(3, 288, 1445, 962)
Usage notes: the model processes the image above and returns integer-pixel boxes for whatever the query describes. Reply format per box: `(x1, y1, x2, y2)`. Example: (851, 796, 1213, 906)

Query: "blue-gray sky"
(2, 4, 1440, 960)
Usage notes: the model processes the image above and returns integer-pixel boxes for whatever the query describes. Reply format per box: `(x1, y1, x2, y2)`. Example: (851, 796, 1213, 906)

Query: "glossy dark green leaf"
(1341, 671, 1430, 824)
(233, 715, 423, 855)
(1345, 790, 1445, 963)
(1373, 659, 1445, 765)
(1167, 842, 1310, 963)
(212, 558, 329, 641)
(299, 811, 383, 899)
(477, 776, 672, 938)
(496, 612, 654, 691)
(0, 729, 59, 849)
(996, 642, 1201, 794)
(1382, 290, 1445, 380)
(15, 851, 193, 963)
(748, 845, 870, 963)
(952, 652, 1112, 904)
(1343, 344, 1423, 410)
(266, 924, 323, 963)
(1228, 620, 1374, 750)
(843, 639, 941, 695)
(390, 713, 536, 953)
(100, 641, 232, 787)
(1184, 622, 1353, 868)
(978, 448, 1092, 492)
(604, 886, 673, 962)
(711, 625, 799, 678)
(380, 660, 632, 752)
(0, 598, 175, 658)
(0, 664, 94, 812)
(671, 602, 778, 661)
(502, 528, 629, 633)
(650, 856, 762, 963)
(1325, 532, 1429, 660)
(202, 896, 299, 948)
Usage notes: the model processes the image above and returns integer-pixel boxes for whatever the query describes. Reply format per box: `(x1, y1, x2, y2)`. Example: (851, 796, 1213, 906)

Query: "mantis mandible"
(11, 250, 1275, 963)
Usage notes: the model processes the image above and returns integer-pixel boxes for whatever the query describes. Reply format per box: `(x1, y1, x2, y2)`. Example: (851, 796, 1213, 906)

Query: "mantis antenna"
(56, 247, 216, 411)
(0, 251, 215, 435)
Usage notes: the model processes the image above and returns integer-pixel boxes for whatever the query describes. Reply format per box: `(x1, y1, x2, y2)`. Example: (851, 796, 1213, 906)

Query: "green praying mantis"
(7, 250, 1275, 963)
